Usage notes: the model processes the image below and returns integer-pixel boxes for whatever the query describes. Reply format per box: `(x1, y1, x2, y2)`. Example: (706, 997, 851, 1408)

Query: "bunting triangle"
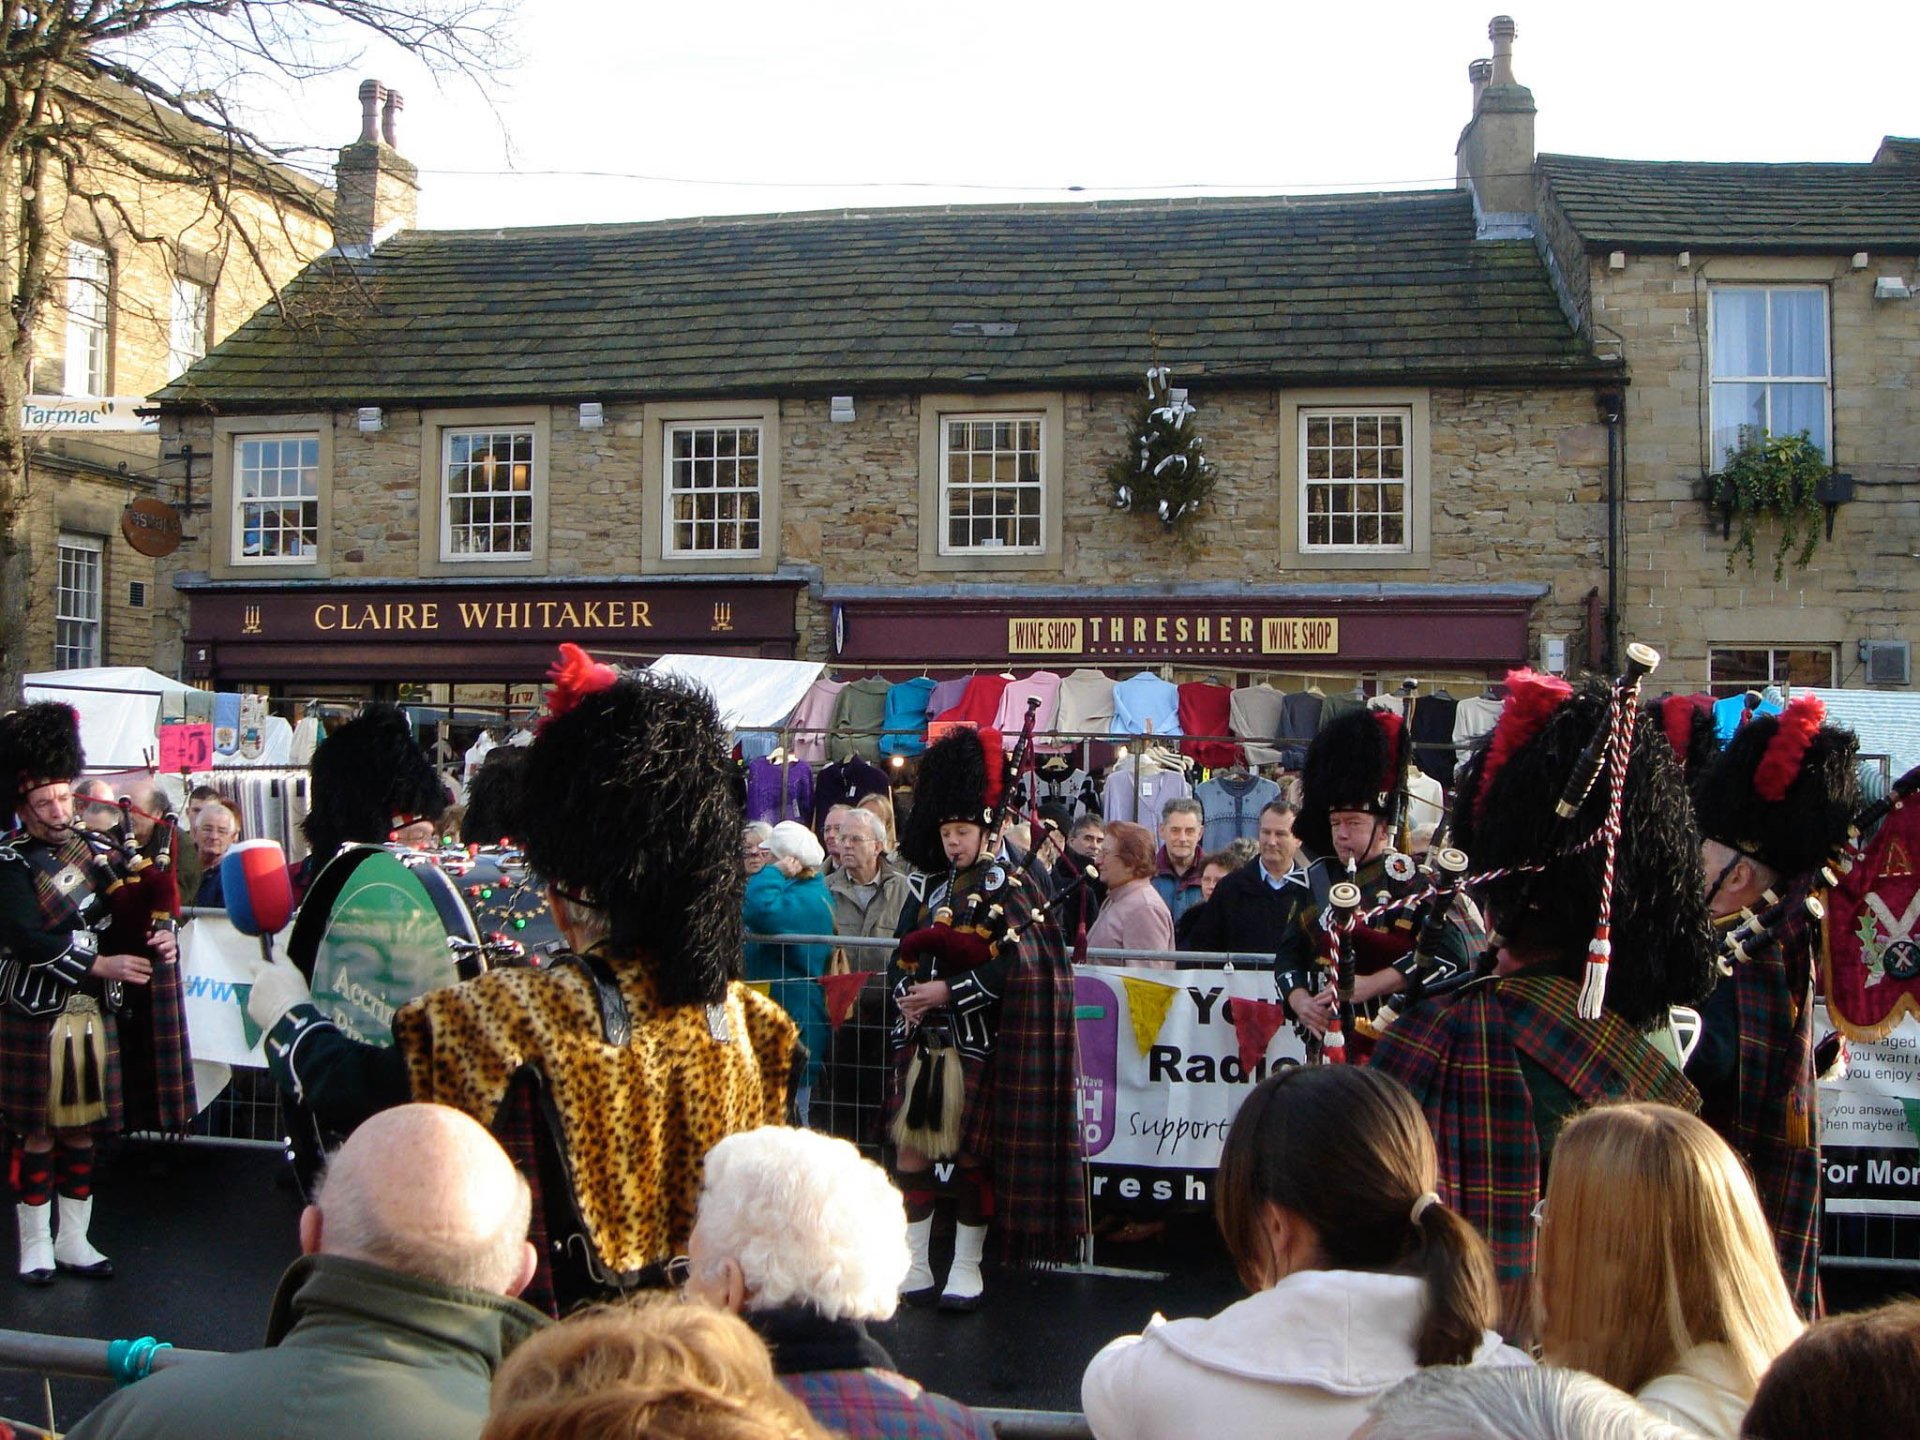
(1231, 997, 1289, 1073)
(1121, 976, 1178, 1058)
(818, 971, 872, 1029)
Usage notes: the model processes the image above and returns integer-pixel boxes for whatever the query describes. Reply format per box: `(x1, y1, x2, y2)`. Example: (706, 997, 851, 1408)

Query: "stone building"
(13, 67, 336, 675)
(145, 19, 1917, 724)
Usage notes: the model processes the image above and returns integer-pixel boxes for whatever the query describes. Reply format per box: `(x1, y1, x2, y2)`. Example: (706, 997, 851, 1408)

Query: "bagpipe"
(889, 699, 1044, 1160)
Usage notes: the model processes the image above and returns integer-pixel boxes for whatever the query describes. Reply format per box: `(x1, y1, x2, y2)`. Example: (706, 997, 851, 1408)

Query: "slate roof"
(1536, 150, 1920, 253)
(155, 189, 1614, 410)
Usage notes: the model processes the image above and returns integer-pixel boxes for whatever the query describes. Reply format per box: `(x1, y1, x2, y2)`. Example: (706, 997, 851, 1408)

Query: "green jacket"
(66, 1254, 547, 1440)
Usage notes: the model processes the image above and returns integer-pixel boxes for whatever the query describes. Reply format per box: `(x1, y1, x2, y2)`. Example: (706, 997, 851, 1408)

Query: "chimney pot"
(357, 78, 384, 145)
(1488, 15, 1517, 85)
(381, 89, 404, 150)
(1469, 57, 1492, 108)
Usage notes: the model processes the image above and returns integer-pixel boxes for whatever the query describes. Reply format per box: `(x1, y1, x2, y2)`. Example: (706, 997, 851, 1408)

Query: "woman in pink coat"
(1087, 821, 1175, 967)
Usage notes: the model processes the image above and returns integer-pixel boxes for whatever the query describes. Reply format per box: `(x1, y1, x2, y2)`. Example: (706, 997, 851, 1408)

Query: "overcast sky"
(243, 0, 1916, 232)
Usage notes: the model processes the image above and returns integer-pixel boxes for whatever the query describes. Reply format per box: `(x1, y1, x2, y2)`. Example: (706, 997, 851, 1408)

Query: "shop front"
(180, 576, 805, 690)
(824, 583, 1547, 680)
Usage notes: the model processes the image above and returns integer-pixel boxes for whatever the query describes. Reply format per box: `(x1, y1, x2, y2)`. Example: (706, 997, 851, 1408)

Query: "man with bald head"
(66, 1104, 546, 1440)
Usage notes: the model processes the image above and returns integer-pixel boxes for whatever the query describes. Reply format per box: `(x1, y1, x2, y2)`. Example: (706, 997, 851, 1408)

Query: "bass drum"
(281, 843, 484, 1198)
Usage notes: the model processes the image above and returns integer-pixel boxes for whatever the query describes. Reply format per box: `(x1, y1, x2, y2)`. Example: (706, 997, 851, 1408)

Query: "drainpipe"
(1596, 388, 1625, 673)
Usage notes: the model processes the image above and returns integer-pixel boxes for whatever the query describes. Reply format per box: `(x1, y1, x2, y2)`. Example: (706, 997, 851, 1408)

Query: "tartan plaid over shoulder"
(1725, 895, 1823, 1316)
(1371, 970, 1698, 1282)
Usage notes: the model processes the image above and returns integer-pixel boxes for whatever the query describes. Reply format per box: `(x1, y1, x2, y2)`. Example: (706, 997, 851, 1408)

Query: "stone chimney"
(1455, 16, 1537, 238)
(333, 79, 419, 250)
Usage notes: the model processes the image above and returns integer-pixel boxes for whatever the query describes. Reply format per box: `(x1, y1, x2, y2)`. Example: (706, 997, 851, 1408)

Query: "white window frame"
(64, 241, 110, 398)
(54, 533, 103, 669)
(938, 412, 1047, 557)
(1277, 390, 1431, 572)
(231, 432, 321, 566)
(1707, 284, 1832, 465)
(168, 275, 211, 376)
(663, 418, 765, 559)
(439, 424, 538, 563)
(1297, 406, 1415, 555)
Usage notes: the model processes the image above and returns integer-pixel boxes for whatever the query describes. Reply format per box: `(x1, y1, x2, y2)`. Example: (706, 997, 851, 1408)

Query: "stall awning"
(24, 666, 191, 771)
(648, 654, 823, 733)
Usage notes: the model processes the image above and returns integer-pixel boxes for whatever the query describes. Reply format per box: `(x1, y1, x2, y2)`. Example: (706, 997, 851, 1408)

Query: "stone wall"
(1590, 252, 1920, 691)
(157, 379, 1614, 678)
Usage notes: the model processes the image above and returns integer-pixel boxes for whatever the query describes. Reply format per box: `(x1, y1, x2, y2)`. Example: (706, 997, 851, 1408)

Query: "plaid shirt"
(782, 1370, 994, 1440)
(1371, 969, 1699, 1283)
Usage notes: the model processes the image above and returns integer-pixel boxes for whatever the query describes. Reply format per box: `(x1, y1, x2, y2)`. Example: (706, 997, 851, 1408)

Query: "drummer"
(294, 705, 447, 899)
(246, 645, 800, 1315)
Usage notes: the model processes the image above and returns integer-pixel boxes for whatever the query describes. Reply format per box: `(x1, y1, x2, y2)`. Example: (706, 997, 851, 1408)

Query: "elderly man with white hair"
(685, 1126, 992, 1440)
(66, 1103, 546, 1440)
(826, 809, 912, 945)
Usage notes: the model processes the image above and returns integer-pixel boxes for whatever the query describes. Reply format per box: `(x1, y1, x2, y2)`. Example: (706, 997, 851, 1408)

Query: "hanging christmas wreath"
(1104, 365, 1218, 534)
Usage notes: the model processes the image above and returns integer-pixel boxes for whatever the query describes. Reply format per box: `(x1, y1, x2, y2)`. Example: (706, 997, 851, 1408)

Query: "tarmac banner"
(1817, 1002, 1920, 1215)
(1073, 965, 1307, 1210)
(179, 914, 281, 1068)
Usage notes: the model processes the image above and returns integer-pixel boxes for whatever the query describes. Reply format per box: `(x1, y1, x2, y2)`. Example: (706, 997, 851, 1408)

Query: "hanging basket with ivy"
(1706, 430, 1831, 581)
(1105, 366, 1218, 534)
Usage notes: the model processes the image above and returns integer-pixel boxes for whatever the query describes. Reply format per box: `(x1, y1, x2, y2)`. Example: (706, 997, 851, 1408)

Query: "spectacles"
(665, 1254, 692, 1296)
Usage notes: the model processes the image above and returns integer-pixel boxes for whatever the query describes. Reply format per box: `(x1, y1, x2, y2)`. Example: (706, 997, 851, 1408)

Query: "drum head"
(286, 844, 479, 1047)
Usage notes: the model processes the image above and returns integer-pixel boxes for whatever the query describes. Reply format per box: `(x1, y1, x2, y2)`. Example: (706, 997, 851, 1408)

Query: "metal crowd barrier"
(0, 1327, 1088, 1438)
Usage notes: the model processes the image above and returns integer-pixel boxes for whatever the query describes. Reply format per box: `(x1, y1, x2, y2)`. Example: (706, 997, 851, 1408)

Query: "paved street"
(0, 1136, 1243, 1432)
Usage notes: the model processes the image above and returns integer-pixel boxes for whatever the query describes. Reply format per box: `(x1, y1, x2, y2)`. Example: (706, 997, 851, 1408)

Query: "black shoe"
(17, 1266, 55, 1287)
(56, 1257, 114, 1278)
(937, 1290, 982, 1314)
(901, 1284, 940, 1308)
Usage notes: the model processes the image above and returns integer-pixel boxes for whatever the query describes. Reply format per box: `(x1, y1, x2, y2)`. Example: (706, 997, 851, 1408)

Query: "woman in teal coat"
(743, 821, 835, 1116)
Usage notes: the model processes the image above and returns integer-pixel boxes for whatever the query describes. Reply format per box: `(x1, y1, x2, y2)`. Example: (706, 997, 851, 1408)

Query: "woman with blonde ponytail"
(1081, 1066, 1527, 1440)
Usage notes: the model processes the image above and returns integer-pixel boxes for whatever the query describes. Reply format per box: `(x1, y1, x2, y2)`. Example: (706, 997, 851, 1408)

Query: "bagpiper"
(1690, 693, 1858, 1316)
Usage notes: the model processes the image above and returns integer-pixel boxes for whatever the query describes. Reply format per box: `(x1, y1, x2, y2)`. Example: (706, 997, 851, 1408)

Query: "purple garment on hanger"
(745, 757, 814, 826)
(924, 677, 970, 720)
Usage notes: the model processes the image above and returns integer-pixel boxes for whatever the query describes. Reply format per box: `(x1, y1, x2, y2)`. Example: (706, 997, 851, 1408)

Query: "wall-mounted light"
(1608, 251, 1627, 271)
(830, 395, 855, 423)
(1676, 250, 1691, 271)
(578, 401, 604, 430)
(356, 406, 384, 432)
(1851, 252, 1871, 270)
(1874, 277, 1913, 301)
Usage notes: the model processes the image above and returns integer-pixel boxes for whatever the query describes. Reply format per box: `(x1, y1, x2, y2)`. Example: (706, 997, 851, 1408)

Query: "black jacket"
(1178, 858, 1310, 957)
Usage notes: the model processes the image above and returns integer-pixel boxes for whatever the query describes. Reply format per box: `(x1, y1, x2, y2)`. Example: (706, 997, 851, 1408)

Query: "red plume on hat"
(1474, 669, 1573, 821)
(1754, 695, 1825, 803)
(544, 643, 620, 727)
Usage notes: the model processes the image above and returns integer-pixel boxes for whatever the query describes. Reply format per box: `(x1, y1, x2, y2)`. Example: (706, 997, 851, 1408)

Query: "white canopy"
(24, 666, 190, 770)
(647, 654, 823, 733)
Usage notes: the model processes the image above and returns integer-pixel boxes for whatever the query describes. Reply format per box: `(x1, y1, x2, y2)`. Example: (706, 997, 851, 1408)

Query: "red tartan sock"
(899, 1183, 936, 1223)
(956, 1166, 995, 1225)
(13, 1149, 54, 1207)
(54, 1144, 94, 1201)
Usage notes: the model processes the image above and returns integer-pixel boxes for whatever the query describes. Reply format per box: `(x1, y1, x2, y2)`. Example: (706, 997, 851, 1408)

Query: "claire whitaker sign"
(1007, 613, 1338, 658)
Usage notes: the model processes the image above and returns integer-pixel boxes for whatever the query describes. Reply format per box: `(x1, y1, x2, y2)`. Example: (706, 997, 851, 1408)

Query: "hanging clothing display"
(812, 756, 890, 830)
(1111, 673, 1182, 738)
(923, 676, 971, 722)
(827, 677, 891, 763)
(1100, 753, 1192, 825)
(1451, 692, 1505, 781)
(1411, 694, 1459, 787)
(1194, 771, 1283, 852)
(933, 673, 1009, 729)
(744, 756, 814, 826)
(1279, 690, 1323, 747)
(785, 679, 847, 765)
(879, 678, 937, 758)
(1055, 669, 1117, 738)
(1177, 683, 1238, 768)
(1229, 683, 1287, 766)
(994, 671, 1064, 750)
(1317, 691, 1366, 731)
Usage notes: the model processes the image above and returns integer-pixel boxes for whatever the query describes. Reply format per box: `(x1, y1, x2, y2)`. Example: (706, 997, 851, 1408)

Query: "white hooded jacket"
(1081, 1268, 1529, 1440)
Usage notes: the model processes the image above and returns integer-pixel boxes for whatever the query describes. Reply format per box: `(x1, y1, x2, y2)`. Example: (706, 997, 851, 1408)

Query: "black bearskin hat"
(518, 647, 741, 1007)
(304, 704, 447, 868)
(1653, 694, 1720, 781)
(1453, 674, 1716, 1028)
(1694, 695, 1859, 880)
(899, 727, 1005, 873)
(1297, 708, 1405, 857)
(460, 747, 528, 847)
(0, 702, 85, 806)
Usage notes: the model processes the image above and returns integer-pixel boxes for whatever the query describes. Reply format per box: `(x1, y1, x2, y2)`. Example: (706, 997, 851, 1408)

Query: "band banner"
(1825, 779, 1920, 1040)
(1816, 1001, 1920, 1216)
(179, 914, 283, 1067)
(1074, 964, 1307, 1210)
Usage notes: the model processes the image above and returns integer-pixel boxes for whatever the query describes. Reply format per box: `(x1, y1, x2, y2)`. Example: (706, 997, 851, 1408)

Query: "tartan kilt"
(887, 1037, 994, 1163)
(118, 960, 197, 1134)
(0, 1002, 124, 1136)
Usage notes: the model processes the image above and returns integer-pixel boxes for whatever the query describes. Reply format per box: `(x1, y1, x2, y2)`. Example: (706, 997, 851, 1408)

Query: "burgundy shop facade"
(178, 576, 804, 689)
(823, 585, 1549, 675)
